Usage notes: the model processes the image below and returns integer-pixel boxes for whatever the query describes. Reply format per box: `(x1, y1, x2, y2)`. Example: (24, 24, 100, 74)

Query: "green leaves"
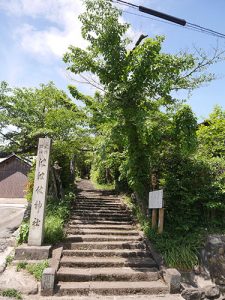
(64, 0, 223, 216)
(0, 81, 86, 155)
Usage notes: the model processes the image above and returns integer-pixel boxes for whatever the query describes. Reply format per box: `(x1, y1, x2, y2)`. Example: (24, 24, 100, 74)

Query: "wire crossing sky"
(114, 0, 225, 39)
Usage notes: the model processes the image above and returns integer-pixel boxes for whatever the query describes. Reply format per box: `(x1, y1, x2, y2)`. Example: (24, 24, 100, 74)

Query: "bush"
(148, 229, 201, 271)
(123, 195, 203, 271)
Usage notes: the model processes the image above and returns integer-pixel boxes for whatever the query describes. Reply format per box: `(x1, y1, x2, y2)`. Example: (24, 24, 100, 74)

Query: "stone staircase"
(56, 180, 169, 297)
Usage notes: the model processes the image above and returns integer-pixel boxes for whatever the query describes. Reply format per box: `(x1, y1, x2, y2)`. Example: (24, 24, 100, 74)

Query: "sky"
(0, 0, 225, 121)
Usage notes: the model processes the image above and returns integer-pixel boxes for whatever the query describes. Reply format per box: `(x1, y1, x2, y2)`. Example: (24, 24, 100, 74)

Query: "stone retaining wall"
(199, 234, 225, 287)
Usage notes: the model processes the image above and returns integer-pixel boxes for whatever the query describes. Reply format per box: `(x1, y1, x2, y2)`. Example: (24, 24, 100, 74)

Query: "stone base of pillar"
(15, 245, 52, 260)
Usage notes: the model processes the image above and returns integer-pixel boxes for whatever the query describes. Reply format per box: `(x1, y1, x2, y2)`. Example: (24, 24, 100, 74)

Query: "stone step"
(76, 199, 121, 204)
(69, 220, 134, 225)
(56, 280, 168, 296)
(60, 257, 157, 268)
(76, 197, 120, 201)
(74, 204, 125, 208)
(66, 229, 139, 236)
(65, 235, 141, 243)
(73, 209, 128, 214)
(67, 224, 136, 230)
(70, 216, 133, 222)
(63, 241, 146, 250)
(74, 203, 121, 207)
(73, 208, 127, 213)
(63, 249, 150, 257)
(57, 267, 159, 282)
(74, 201, 123, 205)
(73, 212, 130, 218)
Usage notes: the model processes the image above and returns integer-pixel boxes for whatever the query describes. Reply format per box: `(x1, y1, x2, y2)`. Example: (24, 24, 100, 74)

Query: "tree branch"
(66, 71, 105, 92)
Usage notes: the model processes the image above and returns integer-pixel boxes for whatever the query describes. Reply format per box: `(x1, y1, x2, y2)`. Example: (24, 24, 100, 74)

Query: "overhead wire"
(123, 10, 224, 39)
(113, 0, 225, 40)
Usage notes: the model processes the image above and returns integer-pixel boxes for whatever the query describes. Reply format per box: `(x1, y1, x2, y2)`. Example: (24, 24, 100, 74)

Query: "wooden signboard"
(149, 190, 163, 209)
(149, 189, 164, 233)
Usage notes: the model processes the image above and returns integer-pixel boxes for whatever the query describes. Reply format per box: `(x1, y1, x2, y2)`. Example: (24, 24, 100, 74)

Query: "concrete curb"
(0, 247, 14, 273)
(41, 245, 63, 296)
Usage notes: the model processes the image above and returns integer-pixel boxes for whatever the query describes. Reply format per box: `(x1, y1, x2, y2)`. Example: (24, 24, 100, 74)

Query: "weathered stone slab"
(15, 245, 51, 260)
(0, 266, 38, 295)
(28, 138, 51, 246)
(164, 268, 181, 294)
(41, 267, 55, 296)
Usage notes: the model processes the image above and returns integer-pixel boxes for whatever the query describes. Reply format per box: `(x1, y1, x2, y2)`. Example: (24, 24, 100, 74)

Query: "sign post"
(28, 138, 51, 246)
(149, 190, 164, 233)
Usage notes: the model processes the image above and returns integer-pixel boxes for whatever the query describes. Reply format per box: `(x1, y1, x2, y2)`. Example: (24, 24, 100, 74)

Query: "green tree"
(64, 0, 221, 206)
(0, 81, 91, 185)
(0, 81, 85, 154)
(196, 106, 225, 221)
(197, 106, 225, 159)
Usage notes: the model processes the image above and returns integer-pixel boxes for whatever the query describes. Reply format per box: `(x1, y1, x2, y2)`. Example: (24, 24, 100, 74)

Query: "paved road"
(0, 199, 27, 252)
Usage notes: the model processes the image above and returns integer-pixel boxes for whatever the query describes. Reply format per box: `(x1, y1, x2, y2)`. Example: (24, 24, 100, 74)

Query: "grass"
(26, 260, 49, 281)
(5, 255, 14, 266)
(44, 192, 73, 244)
(16, 260, 49, 281)
(17, 222, 29, 245)
(90, 170, 115, 190)
(16, 261, 28, 272)
(92, 181, 115, 190)
(0, 289, 22, 299)
(17, 191, 74, 245)
(122, 195, 201, 271)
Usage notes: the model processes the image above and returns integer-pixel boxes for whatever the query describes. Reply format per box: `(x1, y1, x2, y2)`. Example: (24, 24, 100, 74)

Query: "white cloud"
(1, 0, 145, 61)
(1, 0, 86, 59)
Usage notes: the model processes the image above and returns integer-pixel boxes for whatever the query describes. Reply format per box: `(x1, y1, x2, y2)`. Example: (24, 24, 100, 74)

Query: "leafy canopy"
(0, 81, 86, 156)
(64, 0, 217, 200)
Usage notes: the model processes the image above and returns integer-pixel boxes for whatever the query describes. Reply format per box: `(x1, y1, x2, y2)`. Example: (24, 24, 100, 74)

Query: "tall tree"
(64, 0, 221, 205)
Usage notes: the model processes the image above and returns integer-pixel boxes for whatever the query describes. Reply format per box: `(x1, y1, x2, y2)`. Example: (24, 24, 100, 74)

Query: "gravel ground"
(22, 295, 183, 300)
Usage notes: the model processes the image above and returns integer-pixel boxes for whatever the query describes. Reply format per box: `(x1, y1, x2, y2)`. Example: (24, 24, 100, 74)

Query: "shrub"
(123, 195, 203, 271)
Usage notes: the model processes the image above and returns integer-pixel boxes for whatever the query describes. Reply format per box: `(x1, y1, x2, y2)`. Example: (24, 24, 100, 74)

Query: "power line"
(122, 10, 224, 39)
(113, 0, 225, 39)
(113, 0, 138, 9)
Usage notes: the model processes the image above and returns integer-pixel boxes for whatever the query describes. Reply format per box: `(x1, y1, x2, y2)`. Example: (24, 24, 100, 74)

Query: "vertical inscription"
(28, 138, 51, 246)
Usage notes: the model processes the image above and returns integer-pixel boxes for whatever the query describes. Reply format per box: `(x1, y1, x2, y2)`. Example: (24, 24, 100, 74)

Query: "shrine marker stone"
(28, 138, 51, 246)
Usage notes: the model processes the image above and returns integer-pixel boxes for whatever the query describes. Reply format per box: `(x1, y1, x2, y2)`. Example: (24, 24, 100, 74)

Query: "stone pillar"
(163, 268, 181, 294)
(28, 138, 51, 246)
(41, 267, 56, 296)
